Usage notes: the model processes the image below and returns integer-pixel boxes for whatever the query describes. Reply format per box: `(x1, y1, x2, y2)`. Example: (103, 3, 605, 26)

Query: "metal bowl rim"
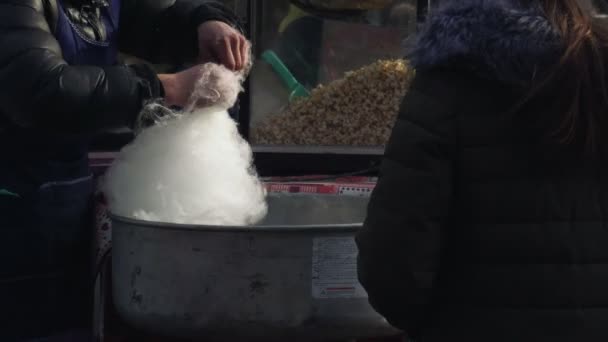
(110, 213, 363, 233)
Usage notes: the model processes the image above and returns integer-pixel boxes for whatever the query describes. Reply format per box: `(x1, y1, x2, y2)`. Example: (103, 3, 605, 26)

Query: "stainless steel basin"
(111, 193, 399, 341)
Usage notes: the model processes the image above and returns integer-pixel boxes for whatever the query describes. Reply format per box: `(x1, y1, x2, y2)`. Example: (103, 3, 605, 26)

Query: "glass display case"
(247, 0, 420, 153)
(243, 0, 428, 175)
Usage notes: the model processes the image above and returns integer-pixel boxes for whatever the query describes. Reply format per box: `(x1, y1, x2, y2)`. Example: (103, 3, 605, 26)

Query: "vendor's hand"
(197, 21, 250, 71)
(158, 66, 204, 108)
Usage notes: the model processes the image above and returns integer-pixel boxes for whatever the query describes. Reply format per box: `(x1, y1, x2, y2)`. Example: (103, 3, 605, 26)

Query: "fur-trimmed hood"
(408, 0, 565, 86)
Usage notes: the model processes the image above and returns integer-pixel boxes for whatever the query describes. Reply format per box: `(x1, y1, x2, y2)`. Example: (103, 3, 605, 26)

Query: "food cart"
(89, 0, 430, 340)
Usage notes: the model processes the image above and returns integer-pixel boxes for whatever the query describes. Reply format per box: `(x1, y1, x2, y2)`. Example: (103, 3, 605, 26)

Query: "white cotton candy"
(103, 63, 267, 226)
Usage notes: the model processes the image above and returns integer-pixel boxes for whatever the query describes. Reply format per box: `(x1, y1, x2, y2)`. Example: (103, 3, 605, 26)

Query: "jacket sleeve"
(118, 0, 241, 65)
(355, 70, 457, 339)
(0, 1, 163, 135)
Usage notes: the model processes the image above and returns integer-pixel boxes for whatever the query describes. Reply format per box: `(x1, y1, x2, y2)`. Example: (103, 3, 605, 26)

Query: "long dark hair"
(522, 0, 608, 153)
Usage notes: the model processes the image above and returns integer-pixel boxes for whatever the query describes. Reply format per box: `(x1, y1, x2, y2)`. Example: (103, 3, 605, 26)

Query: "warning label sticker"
(312, 237, 368, 299)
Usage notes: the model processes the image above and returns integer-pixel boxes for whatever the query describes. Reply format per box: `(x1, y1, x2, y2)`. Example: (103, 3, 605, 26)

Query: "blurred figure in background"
(357, 0, 608, 341)
(275, 3, 324, 88)
(0, 0, 248, 340)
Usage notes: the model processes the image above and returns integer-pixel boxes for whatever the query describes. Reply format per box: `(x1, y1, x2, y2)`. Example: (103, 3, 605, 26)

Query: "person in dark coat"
(0, 0, 248, 340)
(356, 0, 608, 341)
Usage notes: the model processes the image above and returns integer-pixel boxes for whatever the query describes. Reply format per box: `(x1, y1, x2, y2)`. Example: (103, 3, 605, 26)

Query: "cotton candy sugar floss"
(103, 63, 267, 226)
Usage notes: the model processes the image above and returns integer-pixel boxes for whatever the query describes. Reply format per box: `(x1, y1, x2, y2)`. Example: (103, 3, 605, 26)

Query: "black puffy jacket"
(0, 0, 238, 135)
(356, 2, 608, 342)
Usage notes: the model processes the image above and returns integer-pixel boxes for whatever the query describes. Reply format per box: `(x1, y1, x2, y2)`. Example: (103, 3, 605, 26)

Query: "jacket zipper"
(80, 4, 106, 41)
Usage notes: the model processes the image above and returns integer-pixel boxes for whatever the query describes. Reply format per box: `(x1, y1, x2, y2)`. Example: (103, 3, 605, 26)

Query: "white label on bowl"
(312, 237, 368, 299)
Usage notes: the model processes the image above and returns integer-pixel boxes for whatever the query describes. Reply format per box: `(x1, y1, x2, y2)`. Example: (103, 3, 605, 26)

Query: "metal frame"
(244, 0, 430, 176)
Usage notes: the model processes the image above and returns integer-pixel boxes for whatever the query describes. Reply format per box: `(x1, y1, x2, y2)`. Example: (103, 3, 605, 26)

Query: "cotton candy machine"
(111, 193, 399, 341)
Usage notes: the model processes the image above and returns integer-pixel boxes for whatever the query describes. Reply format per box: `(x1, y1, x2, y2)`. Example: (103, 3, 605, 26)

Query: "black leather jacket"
(0, 0, 238, 135)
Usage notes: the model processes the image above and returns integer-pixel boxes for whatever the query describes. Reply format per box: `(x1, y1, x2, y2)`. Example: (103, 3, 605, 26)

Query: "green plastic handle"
(261, 50, 300, 91)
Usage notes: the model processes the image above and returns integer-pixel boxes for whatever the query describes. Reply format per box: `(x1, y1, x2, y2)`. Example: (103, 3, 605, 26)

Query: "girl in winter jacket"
(357, 1, 608, 341)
